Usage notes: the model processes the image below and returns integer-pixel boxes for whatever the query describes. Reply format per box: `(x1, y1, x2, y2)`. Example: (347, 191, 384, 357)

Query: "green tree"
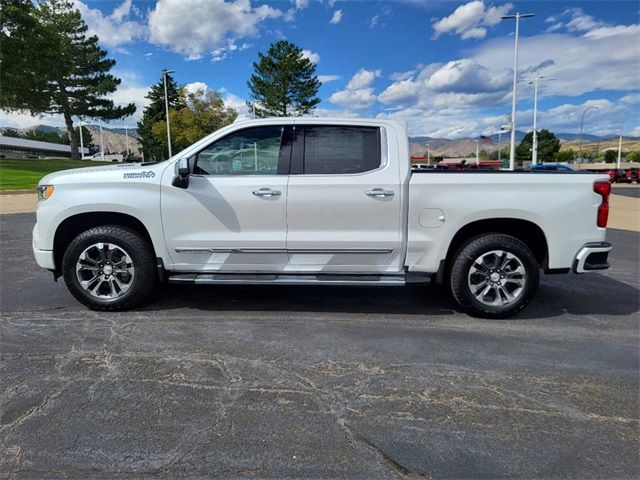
(247, 40, 321, 117)
(554, 150, 576, 163)
(137, 73, 183, 161)
(26, 0, 135, 158)
(626, 151, 640, 163)
(0, 0, 59, 112)
(152, 87, 237, 153)
(23, 128, 67, 144)
(2, 128, 21, 138)
(516, 129, 560, 164)
(604, 149, 617, 163)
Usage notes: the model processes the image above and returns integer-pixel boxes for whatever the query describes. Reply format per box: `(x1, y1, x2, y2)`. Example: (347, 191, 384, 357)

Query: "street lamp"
(426, 142, 430, 164)
(162, 68, 175, 158)
(529, 76, 555, 165)
(502, 12, 534, 170)
(578, 106, 598, 163)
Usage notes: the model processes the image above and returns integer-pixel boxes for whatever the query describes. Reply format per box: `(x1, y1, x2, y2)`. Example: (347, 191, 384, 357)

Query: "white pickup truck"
(33, 118, 612, 318)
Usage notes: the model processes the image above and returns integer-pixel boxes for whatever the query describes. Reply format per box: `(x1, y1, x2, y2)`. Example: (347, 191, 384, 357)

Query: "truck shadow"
(144, 273, 639, 320)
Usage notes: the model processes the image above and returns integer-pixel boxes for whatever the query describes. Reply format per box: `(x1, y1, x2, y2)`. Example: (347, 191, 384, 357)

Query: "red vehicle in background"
(627, 168, 638, 183)
(607, 169, 627, 183)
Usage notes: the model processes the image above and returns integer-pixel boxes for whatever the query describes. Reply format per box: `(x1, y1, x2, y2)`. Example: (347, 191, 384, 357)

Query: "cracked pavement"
(1, 213, 639, 479)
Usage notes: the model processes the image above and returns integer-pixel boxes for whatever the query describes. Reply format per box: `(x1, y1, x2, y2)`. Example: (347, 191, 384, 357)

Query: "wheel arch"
(439, 218, 549, 282)
(53, 212, 156, 275)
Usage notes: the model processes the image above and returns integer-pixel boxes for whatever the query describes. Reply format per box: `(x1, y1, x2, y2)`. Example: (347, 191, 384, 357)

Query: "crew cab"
(33, 118, 612, 318)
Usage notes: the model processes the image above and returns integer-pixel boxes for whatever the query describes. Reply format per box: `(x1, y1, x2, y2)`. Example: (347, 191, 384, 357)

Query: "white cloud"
(72, 0, 146, 47)
(330, 10, 343, 24)
(472, 28, 640, 96)
(329, 69, 380, 109)
(564, 7, 602, 32)
(432, 1, 512, 40)
(427, 59, 510, 93)
(210, 40, 251, 62)
(301, 49, 320, 64)
(294, 0, 309, 9)
(148, 0, 281, 60)
(318, 75, 340, 83)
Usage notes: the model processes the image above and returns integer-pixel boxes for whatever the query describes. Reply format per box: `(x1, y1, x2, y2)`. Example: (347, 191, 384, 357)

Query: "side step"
(167, 273, 425, 286)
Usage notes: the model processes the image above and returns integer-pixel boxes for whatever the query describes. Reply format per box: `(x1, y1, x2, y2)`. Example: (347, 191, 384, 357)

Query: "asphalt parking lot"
(1, 212, 638, 479)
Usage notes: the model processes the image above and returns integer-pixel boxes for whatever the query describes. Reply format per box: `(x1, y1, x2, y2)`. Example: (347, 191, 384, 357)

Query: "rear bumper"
(573, 242, 612, 273)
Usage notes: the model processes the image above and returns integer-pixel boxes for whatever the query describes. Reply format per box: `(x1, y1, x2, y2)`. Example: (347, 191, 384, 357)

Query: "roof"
(0, 135, 88, 154)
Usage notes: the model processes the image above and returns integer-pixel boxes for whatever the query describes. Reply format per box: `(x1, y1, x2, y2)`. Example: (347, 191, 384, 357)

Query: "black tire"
(62, 225, 157, 311)
(449, 234, 539, 319)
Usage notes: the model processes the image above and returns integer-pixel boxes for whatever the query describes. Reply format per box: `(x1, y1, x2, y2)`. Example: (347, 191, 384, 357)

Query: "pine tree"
(0, 0, 59, 112)
(137, 73, 183, 161)
(29, 0, 135, 158)
(247, 41, 321, 117)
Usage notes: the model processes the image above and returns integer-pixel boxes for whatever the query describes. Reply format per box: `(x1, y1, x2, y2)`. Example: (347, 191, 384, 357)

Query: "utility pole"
(502, 12, 534, 170)
(162, 68, 175, 158)
(529, 76, 555, 165)
(578, 106, 598, 164)
(426, 143, 430, 164)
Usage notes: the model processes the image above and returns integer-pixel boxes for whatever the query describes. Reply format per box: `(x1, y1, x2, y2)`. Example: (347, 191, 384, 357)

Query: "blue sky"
(2, 0, 639, 138)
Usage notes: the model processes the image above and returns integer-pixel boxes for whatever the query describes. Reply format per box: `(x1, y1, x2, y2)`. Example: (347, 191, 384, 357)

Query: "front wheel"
(449, 234, 539, 318)
(62, 226, 157, 311)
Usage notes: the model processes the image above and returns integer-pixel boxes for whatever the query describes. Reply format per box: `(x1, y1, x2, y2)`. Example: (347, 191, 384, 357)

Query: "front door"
(285, 124, 403, 273)
(161, 125, 291, 272)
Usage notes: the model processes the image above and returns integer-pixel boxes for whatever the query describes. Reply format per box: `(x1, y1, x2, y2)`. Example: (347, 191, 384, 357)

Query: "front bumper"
(573, 242, 612, 273)
(32, 225, 55, 270)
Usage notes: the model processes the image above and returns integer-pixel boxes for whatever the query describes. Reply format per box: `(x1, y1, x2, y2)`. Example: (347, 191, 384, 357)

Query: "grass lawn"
(0, 158, 113, 191)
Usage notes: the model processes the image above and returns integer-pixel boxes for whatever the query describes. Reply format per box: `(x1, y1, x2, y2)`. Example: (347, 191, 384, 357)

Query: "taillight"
(594, 181, 611, 228)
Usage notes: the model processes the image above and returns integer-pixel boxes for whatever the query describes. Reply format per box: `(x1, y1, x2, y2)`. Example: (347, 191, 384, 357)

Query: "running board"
(167, 273, 429, 286)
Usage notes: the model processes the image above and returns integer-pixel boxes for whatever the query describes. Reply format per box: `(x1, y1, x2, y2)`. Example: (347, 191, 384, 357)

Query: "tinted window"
(302, 126, 381, 174)
(195, 126, 283, 175)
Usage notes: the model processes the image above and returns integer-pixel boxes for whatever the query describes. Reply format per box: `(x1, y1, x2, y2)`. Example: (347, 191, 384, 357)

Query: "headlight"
(38, 185, 54, 201)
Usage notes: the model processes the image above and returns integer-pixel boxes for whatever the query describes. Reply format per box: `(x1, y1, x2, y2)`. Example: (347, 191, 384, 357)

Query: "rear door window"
(300, 126, 381, 175)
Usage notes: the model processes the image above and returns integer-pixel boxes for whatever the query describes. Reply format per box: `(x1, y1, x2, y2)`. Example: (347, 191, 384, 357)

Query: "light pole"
(617, 135, 622, 168)
(426, 143, 430, 164)
(502, 12, 534, 170)
(124, 125, 130, 156)
(497, 126, 508, 165)
(99, 125, 104, 161)
(529, 76, 555, 165)
(578, 106, 598, 163)
(162, 68, 175, 158)
(475, 139, 480, 166)
(78, 120, 84, 159)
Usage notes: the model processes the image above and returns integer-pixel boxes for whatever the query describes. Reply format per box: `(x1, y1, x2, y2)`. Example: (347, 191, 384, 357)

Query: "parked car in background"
(84, 152, 124, 162)
(33, 118, 612, 318)
(627, 168, 638, 183)
(531, 164, 575, 172)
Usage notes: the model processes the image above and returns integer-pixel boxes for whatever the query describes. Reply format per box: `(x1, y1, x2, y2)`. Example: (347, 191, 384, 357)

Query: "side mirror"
(172, 158, 190, 188)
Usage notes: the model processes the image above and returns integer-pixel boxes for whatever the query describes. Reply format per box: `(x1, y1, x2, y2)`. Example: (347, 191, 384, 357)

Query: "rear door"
(285, 124, 403, 273)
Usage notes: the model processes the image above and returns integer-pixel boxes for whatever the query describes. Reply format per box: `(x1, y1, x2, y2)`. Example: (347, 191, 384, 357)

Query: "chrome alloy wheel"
(467, 250, 526, 307)
(75, 242, 135, 299)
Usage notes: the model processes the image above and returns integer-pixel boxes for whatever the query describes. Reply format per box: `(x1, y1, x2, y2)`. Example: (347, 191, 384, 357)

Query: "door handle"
(253, 188, 281, 197)
(366, 188, 395, 198)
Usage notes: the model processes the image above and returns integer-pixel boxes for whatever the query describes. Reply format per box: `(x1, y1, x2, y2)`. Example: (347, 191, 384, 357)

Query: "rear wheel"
(449, 234, 539, 318)
(62, 226, 157, 311)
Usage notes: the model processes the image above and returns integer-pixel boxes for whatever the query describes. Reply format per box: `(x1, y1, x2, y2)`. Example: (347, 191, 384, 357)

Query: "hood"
(39, 162, 166, 185)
